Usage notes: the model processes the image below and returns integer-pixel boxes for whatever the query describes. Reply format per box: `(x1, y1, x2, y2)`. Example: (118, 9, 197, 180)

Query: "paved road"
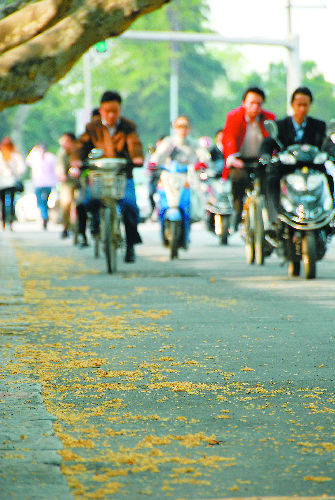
(1, 220, 335, 500)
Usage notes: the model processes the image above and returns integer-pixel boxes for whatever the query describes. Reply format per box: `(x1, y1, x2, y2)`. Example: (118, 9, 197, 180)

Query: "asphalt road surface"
(1, 219, 335, 500)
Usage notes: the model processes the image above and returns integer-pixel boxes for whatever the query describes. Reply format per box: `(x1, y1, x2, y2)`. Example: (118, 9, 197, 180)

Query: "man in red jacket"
(222, 87, 276, 230)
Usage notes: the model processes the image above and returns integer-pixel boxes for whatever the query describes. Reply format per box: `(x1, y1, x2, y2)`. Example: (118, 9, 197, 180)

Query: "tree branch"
(0, 0, 171, 110)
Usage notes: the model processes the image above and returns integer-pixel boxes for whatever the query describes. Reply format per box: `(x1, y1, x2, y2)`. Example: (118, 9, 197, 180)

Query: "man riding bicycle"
(221, 87, 276, 231)
(75, 90, 144, 262)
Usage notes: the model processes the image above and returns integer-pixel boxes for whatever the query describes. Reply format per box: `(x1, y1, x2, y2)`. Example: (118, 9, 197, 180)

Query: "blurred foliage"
(0, 0, 334, 156)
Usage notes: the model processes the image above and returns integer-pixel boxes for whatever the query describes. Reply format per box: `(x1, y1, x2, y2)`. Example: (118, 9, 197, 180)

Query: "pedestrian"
(56, 132, 80, 238)
(26, 144, 58, 229)
(222, 87, 276, 231)
(75, 90, 144, 261)
(0, 136, 26, 230)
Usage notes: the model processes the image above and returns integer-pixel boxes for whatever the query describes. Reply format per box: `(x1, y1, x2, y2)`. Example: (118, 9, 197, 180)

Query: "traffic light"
(95, 40, 107, 53)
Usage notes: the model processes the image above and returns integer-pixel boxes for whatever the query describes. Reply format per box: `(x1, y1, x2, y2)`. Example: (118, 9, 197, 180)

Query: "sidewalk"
(0, 234, 73, 500)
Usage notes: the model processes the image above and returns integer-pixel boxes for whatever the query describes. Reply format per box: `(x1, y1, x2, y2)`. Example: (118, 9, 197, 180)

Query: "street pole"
(170, 61, 179, 125)
(168, 9, 180, 128)
(285, 1, 326, 113)
(286, 0, 301, 112)
(77, 51, 93, 135)
(83, 51, 92, 115)
(286, 34, 301, 113)
(287, 0, 292, 34)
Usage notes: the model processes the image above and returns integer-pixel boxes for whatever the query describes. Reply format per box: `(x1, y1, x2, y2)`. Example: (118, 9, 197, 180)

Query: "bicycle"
(241, 157, 272, 265)
(87, 158, 127, 274)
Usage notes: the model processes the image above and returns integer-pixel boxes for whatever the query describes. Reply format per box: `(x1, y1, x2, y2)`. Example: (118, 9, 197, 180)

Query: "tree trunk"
(0, 0, 171, 111)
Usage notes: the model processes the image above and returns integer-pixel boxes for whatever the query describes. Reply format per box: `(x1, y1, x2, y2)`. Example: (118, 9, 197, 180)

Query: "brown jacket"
(78, 116, 143, 178)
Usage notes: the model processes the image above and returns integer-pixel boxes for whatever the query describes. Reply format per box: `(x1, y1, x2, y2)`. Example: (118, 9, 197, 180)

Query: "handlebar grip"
(237, 157, 260, 168)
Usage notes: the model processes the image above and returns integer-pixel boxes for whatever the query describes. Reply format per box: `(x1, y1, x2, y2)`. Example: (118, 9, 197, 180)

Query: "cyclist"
(75, 90, 144, 262)
(221, 87, 276, 231)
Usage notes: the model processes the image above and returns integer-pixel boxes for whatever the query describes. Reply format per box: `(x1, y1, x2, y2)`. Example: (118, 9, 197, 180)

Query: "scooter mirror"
(264, 120, 279, 139)
(326, 119, 335, 137)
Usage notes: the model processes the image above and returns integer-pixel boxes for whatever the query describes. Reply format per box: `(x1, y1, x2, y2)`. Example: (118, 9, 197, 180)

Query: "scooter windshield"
(163, 160, 188, 174)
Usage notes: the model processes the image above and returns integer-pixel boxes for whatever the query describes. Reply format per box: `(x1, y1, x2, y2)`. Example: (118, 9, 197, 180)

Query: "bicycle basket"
(89, 170, 127, 200)
(87, 158, 128, 200)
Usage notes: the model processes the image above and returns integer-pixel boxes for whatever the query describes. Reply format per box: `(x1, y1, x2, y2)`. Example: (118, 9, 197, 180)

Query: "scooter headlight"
(323, 194, 333, 212)
(313, 152, 328, 164)
(325, 159, 335, 170)
(278, 152, 297, 165)
(286, 173, 306, 191)
(307, 173, 323, 190)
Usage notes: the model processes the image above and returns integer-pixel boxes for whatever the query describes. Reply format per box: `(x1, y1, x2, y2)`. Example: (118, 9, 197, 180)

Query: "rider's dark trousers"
(118, 179, 142, 246)
(265, 167, 281, 224)
(229, 167, 252, 225)
(77, 198, 101, 236)
(0, 187, 15, 223)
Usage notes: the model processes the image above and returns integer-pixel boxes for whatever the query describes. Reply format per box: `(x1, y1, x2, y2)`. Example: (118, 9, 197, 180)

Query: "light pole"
(167, 8, 180, 126)
(286, 0, 301, 112)
(83, 51, 92, 116)
(285, 0, 326, 111)
(75, 51, 93, 136)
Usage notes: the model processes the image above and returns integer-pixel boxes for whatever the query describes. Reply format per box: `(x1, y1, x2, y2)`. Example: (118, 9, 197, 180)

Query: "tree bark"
(0, 0, 171, 111)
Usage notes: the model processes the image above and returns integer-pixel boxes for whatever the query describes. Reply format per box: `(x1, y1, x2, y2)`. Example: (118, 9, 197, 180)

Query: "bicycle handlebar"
(84, 158, 128, 173)
(236, 157, 264, 170)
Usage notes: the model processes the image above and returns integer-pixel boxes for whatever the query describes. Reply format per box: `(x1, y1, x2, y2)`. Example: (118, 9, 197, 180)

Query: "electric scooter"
(157, 160, 191, 259)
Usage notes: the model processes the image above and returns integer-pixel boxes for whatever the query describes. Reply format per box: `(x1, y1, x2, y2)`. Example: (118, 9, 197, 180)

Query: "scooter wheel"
(219, 215, 230, 245)
(302, 232, 317, 279)
(170, 221, 180, 260)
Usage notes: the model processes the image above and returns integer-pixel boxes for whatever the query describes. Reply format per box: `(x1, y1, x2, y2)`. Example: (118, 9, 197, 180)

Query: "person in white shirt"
(26, 144, 58, 229)
(0, 136, 26, 230)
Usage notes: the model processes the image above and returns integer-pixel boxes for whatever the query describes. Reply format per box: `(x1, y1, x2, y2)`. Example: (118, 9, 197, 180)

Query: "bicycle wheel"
(71, 203, 79, 246)
(72, 218, 79, 246)
(93, 232, 100, 258)
(254, 199, 265, 265)
(104, 206, 117, 274)
(244, 201, 255, 265)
